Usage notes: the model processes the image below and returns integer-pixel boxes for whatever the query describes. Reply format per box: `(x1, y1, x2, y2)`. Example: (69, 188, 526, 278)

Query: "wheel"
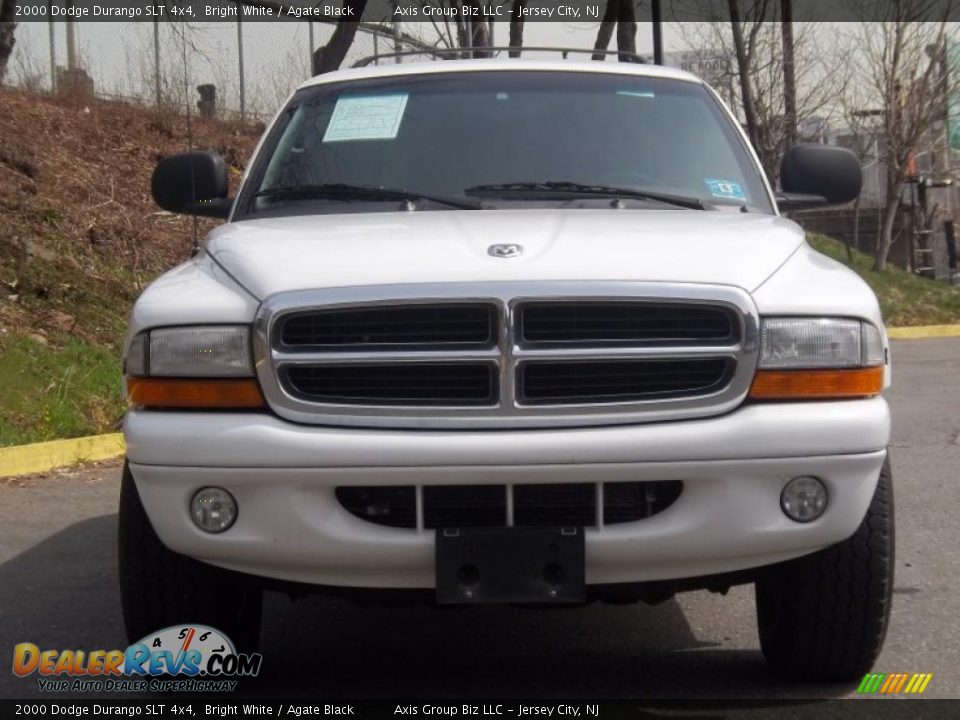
(755, 455, 894, 681)
(117, 460, 262, 651)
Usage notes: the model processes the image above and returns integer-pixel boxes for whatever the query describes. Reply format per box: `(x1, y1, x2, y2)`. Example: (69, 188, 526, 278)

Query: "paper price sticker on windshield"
(323, 94, 409, 142)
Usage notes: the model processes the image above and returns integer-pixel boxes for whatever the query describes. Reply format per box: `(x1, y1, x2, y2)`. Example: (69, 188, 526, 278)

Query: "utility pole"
(65, 0, 77, 70)
(237, 16, 245, 123)
(393, 2, 402, 64)
(153, 18, 161, 107)
(47, 0, 56, 91)
(308, 21, 314, 76)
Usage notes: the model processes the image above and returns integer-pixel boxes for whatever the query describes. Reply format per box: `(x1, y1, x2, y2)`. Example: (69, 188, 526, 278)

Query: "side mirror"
(151, 152, 231, 219)
(778, 144, 862, 211)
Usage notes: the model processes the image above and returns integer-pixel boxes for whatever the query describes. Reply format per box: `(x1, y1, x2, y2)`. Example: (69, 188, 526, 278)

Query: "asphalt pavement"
(1, 338, 958, 700)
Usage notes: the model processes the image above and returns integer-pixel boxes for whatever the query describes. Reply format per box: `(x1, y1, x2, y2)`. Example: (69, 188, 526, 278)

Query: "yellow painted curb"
(0, 433, 125, 477)
(887, 325, 960, 339)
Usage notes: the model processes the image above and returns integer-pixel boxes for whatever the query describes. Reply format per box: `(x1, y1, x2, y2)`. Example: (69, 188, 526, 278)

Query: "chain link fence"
(6, 14, 407, 123)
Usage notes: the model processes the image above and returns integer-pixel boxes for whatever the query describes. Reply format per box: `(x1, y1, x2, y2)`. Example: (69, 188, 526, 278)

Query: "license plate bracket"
(435, 526, 585, 604)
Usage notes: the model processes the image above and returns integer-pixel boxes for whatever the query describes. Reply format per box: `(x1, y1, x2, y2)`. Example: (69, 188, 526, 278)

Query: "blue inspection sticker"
(705, 178, 747, 201)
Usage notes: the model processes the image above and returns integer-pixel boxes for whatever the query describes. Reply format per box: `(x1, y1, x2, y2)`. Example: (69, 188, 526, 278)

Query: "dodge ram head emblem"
(488, 243, 523, 258)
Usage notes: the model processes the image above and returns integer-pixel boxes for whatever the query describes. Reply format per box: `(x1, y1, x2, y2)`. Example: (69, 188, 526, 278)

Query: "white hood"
(207, 209, 804, 300)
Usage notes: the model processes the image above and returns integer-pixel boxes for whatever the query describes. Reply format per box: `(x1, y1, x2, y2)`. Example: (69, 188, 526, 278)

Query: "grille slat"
(519, 358, 733, 405)
(281, 304, 497, 349)
(337, 482, 683, 530)
(514, 483, 596, 527)
(284, 364, 497, 406)
(424, 485, 506, 528)
(519, 302, 737, 346)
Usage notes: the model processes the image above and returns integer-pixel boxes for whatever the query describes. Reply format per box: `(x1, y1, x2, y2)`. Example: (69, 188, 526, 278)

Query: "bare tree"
(780, 0, 796, 146)
(679, 12, 842, 180)
(509, 0, 526, 57)
(728, 0, 763, 150)
(466, 2, 492, 54)
(311, 0, 369, 75)
(303, 0, 506, 72)
(845, 6, 952, 271)
(407, 1, 503, 57)
(0, 0, 16, 84)
(593, 0, 639, 62)
(236, 1, 371, 74)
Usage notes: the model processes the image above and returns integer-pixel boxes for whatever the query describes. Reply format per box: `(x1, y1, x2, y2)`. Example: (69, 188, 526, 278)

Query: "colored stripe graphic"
(857, 672, 932, 695)
(857, 673, 883, 693)
(904, 674, 920, 693)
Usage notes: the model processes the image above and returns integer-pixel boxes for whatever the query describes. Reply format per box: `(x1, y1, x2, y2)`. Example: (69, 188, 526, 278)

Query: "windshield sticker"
(323, 93, 409, 143)
(617, 90, 656, 98)
(705, 178, 747, 201)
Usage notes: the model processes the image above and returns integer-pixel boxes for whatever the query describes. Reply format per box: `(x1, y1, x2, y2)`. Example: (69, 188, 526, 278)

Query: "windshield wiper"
(464, 181, 707, 210)
(255, 183, 485, 210)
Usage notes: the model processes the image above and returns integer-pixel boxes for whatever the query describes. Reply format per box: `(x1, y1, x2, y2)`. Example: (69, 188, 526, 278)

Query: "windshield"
(236, 70, 773, 218)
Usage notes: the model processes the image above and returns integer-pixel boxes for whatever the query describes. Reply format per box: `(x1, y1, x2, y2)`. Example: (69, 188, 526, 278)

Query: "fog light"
(190, 487, 237, 533)
(780, 476, 828, 523)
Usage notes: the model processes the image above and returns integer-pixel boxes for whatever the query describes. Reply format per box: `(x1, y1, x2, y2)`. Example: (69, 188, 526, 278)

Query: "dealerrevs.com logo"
(12, 625, 262, 693)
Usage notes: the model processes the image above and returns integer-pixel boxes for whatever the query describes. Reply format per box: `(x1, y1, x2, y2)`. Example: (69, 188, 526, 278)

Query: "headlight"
(759, 318, 884, 369)
(148, 326, 253, 377)
(751, 317, 884, 400)
(125, 326, 263, 409)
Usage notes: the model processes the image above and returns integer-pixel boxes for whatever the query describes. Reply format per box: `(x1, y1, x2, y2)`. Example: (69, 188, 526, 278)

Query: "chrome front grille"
(335, 481, 684, 530)
(253, 282, 760, 429)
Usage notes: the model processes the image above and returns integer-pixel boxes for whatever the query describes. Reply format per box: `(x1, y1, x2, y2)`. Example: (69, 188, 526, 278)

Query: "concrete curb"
(2, 323, 959, 478)
(0, 433, 124, 478)
(887, 325, 960, 339)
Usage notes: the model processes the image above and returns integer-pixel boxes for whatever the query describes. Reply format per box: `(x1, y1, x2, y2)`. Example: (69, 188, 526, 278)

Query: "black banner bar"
(8, 0, 960, 23)
(1, 699, 959, 720)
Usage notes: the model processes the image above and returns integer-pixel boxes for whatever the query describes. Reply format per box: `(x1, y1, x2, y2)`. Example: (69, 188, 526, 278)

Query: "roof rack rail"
(352, 46, 648, 68)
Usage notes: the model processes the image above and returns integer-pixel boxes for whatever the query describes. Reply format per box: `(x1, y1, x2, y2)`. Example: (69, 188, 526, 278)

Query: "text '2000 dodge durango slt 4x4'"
(119, 57, 893, 682)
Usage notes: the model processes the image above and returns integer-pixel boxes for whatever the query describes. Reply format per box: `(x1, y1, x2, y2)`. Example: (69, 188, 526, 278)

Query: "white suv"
(119, 58, 893, 681)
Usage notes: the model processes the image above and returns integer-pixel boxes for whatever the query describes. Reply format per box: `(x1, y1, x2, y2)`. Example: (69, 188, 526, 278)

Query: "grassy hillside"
(807, 233, 960, 327)
(0, 334, 119, 446)
(0, 88, 259, 446)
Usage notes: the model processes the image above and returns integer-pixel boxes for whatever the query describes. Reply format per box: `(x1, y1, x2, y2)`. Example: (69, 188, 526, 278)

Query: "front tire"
(117, 461, 262, 651)
(755, 455, 894, 681)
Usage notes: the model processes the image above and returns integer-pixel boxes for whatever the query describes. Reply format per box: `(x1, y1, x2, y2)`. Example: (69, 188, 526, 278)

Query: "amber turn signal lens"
(749, 366, 884, 400)
(127, 378, 265, 409)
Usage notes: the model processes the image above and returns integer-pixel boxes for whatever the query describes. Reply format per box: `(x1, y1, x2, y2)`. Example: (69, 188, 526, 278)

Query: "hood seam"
(749, 239, 806, 295)
(207, 250, 262, 302)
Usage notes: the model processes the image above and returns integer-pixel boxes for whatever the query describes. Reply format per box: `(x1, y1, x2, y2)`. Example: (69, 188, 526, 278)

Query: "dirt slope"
(0, 87, 260, 343)
(0, 88, 260, 443)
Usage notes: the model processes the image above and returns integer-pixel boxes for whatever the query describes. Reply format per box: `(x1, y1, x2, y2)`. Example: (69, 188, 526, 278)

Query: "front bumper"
(125, 398, 890, 588)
